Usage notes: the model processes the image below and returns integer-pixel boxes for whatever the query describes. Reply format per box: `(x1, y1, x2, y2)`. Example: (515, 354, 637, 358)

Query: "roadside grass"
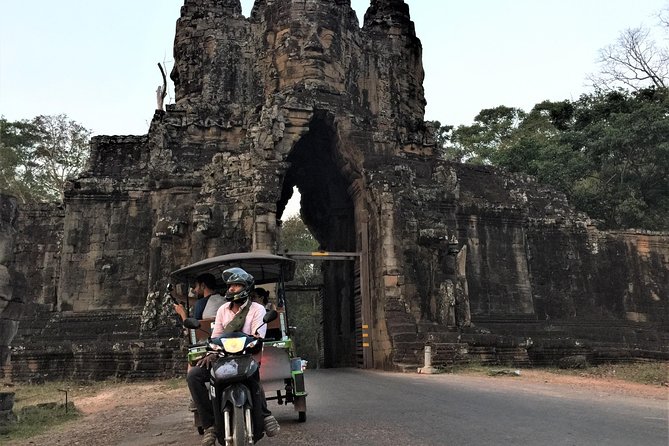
(0, 377, 184, 441)
(0, 380, 84, 441)
(447, 361, 668, 386)
(544, 361, 669, 386)
(0, 401, 80, 440)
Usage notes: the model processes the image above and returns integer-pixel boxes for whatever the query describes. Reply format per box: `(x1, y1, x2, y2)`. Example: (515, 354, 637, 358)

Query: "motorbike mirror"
(183, 317, 201, 329)
(263, 309, 278, 324)
(254, 310, 278, 337)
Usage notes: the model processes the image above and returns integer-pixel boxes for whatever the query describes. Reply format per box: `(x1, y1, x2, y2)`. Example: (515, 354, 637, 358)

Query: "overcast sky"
(1, 0, 666, 137)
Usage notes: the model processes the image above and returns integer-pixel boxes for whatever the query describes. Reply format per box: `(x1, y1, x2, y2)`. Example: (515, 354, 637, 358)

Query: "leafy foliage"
(279, 215, 321, 363)
(0, 114, 91, 202)
(437, 88, 669, 230)
(280, 216, 319, 257)
(0, 118, 41, 202)
(426, 120, 456, 161)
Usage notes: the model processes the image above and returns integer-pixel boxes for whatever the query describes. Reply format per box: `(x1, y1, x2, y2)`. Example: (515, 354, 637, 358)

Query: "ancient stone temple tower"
(5, 0, 667, 379)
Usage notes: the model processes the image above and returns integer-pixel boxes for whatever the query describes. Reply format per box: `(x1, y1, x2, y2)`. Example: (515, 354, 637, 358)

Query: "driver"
(186, 267, 280, 446)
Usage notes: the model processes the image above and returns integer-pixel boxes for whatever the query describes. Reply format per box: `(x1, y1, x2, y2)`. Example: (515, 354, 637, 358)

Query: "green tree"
(280, 215, 319, 253)
(0, 118, 41, 202)
(491, 100, 588, 194)
(0, 114, 91, 202)
(279, 215, 321, 364)
(453, 88, 669, 230)
(568, 88, 669, 229)
(426, 120, 457, 161)
(280, 215, 320, 285)
(450, 106, 526, 164)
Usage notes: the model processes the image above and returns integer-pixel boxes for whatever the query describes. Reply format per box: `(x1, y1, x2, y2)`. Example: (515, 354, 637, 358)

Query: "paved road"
(264, 369, 667, 446)
(123, 368, 667, 446)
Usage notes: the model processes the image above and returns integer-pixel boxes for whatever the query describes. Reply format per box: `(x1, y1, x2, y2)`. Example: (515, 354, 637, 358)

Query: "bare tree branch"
(589, 27, 668, 91)
(658, 5, 669, 29)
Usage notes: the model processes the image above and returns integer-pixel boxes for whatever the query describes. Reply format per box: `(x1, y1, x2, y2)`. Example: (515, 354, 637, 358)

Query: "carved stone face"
(268, 19, 347, 91)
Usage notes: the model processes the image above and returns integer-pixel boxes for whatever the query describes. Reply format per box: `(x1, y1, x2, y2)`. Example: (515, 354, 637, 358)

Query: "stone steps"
(389, 321, 669, 369)
(7, 308, 187, 382)
(6, 337, 185, 382)
(14, 310, 145, 344)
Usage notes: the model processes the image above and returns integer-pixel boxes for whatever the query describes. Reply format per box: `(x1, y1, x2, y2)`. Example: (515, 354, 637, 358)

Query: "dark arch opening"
(277, 112, 358, 368)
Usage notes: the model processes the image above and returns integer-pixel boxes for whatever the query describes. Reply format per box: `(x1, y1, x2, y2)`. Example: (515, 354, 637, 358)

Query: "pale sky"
(1, 0, 666, 136)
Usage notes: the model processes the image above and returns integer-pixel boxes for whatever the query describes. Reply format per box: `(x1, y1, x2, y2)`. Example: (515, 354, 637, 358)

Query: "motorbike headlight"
(221, 337, 245, 354)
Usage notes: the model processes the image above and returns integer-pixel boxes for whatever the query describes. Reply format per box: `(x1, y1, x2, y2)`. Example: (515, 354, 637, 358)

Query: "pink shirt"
(211, 301, 267, 339)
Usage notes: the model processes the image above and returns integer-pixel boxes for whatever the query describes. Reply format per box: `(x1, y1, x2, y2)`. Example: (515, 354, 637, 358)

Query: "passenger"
(173, 273, 222, 321)
(196, 273, 225, 320)
(252, 287, 270, 307)
(176, 273, 227, 413)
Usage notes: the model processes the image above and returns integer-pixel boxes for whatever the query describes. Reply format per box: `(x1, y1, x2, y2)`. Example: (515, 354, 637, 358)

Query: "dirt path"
(10, 383, 194, 446)
(8, 370, 667, 446)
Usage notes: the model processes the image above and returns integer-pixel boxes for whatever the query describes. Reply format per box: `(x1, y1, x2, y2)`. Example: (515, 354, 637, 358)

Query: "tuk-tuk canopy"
(171, 252, 296, 285)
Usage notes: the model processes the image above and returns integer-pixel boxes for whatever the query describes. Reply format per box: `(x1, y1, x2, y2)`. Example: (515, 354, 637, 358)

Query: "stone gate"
(2, 0, 667, 380)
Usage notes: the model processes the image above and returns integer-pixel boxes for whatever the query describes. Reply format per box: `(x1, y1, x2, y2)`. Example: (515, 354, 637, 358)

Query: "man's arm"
(250, 303, 267, 338)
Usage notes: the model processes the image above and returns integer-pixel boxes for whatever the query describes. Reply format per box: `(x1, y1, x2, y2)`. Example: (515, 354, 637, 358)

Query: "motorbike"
(184, 309, 278, 446)
(171, 252, 308, 424)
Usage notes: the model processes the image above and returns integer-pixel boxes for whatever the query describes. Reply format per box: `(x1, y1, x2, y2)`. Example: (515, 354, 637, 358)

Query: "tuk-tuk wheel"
(298, 411, 306, 422)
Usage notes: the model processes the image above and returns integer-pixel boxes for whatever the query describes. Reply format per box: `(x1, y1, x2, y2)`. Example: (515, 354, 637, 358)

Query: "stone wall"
(526, 228, 667, 323)
(12, 203, 64, 310)
(366, 159, 668, 368)
(58, 195, 152, 311)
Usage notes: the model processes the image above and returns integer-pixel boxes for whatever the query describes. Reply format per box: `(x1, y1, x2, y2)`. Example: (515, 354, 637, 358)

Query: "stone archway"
(277, 112, 359, 368)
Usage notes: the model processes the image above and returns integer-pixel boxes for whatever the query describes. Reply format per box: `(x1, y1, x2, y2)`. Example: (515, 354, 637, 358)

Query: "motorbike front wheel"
(229, 405, 251, 446)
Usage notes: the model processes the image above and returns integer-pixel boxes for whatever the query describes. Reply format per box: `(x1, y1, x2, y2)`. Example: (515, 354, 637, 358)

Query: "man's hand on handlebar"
(196, 353, 217, 368)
